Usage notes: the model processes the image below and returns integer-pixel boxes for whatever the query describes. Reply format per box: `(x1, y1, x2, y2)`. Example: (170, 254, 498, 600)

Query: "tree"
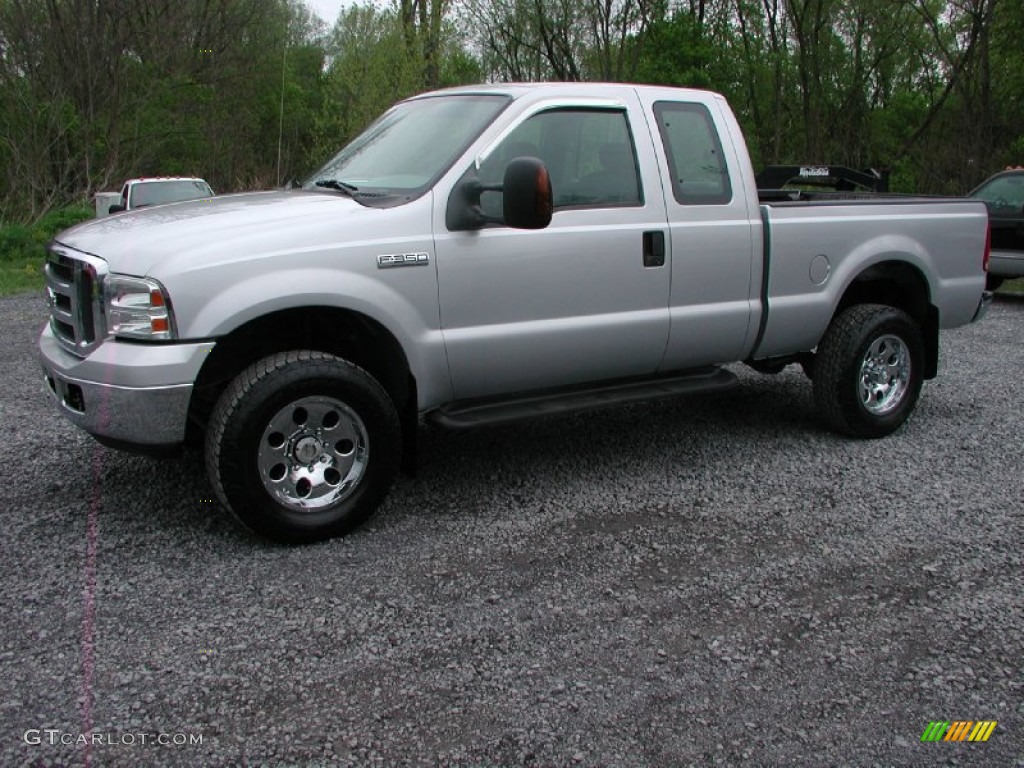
(314, 1, 481, 164)
(2, 0, 1023, 221)
(0, 0, 327, 220)
(469, 0, 660, 82)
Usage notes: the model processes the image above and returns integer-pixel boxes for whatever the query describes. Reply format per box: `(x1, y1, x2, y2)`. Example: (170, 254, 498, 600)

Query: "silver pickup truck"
(39, 83, 991, 542)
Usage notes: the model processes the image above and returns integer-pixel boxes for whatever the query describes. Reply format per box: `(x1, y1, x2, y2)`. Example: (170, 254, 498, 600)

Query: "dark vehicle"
(969, 167, 1024, 290)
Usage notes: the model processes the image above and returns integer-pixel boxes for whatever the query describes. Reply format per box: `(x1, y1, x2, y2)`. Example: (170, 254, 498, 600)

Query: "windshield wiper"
(315, 179, 361, 197)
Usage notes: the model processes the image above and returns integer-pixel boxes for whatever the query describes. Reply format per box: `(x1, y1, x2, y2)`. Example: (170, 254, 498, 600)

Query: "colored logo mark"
(920, 720, 997, 742)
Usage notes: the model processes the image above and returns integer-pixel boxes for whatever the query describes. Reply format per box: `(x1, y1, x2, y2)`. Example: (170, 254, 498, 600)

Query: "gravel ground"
(1, 291, 1022, 768)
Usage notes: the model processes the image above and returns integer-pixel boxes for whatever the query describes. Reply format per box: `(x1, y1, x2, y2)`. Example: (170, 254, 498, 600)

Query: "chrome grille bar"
(44, 245, 108, 357)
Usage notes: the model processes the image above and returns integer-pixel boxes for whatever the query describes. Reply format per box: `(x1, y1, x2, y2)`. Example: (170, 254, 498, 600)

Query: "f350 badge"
(377, 252, 430, 269)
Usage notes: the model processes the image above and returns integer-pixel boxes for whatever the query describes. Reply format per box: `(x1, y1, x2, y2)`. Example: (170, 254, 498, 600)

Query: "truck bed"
(753, 197, 989, 360)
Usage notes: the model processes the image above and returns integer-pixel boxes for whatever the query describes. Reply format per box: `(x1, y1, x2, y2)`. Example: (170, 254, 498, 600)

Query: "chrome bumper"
(39, 326, 214, 448)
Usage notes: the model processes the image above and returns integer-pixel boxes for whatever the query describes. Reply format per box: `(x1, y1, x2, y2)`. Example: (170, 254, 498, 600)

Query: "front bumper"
(39, 325, 214, 450)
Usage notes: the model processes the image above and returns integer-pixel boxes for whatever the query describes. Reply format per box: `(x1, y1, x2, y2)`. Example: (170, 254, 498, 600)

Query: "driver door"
(433, 100, 672, 401)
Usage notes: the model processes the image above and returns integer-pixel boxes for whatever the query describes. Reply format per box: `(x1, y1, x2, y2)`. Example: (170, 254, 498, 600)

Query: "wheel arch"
(187, 306, 416, 443)
(834, 259, 939, 379)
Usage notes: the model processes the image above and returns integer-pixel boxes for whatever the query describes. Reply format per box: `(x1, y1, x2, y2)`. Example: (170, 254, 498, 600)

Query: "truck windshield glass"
(307, 94, 511, 199)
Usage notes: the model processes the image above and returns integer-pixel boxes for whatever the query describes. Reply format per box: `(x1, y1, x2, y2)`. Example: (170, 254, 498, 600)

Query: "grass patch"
(998, 277, 1024, 294)
(0, 205, 93, 296)
(0, 260, 46, 296)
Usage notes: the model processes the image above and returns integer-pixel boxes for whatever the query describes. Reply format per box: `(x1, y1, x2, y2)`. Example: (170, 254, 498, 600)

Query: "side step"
(428, 367, 738, 430)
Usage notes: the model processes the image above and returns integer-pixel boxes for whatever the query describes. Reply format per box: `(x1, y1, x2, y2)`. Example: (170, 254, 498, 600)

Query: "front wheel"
(205, 351, 401, 543)
(812, 304, 924, 438)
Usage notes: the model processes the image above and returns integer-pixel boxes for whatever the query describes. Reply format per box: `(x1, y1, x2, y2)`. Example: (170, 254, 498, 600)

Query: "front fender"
(169, 266, 452, 409)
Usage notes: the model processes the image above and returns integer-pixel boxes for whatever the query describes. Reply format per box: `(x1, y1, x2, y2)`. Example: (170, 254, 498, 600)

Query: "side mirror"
(502, 157, 552, 230)
(446, 156, 553, 231)
(107, 203, 126, 214)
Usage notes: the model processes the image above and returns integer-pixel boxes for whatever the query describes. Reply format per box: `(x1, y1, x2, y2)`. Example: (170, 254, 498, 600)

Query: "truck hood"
(55, 191, 387, 276)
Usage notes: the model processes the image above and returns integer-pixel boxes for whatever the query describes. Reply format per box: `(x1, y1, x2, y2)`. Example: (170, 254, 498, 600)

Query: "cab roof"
(123, 176, 209, 184)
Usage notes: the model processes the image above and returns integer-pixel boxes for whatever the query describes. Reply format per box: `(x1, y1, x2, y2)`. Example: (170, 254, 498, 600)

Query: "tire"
(812, 304, 924, 438)
(986, 274, 1004, 291)
(205, 351, 401, 543)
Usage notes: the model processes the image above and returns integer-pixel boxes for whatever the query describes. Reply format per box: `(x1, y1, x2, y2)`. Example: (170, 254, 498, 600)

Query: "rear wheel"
(813, 304, 924, 438)
(205, 351, 401, 543)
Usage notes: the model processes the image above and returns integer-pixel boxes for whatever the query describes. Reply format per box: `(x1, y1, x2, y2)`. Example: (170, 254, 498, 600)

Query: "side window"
(479, 108, 642, 219)
(654, 102, 732, 205)
(120, 184, 129, 207)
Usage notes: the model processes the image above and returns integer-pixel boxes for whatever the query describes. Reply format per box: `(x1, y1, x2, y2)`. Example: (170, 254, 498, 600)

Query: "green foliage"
(0, 224, 37, 264)
(318, 4, 424, 155)
(0, 204, 92, 296)
(0, 0, 1022, 222)
(634, 11, 716, 89)
(36, 205, 96, 240)
(439, 48, 484, 87)
(313, 3, 480, 164)
(0, 205, 92, 263)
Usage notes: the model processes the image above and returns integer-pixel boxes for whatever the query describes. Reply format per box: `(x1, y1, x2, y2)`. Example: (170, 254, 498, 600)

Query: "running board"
(429, 367, 738, 430)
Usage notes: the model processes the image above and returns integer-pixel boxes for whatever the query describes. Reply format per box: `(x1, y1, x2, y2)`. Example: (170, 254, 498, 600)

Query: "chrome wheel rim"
(859, 334, 911, 416)
(257, 396, 369, 511)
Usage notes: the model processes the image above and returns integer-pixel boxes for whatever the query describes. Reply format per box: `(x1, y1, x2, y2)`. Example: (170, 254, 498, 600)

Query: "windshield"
(130, 180, 214, 208)
(970, 172, 1024, 209)
(305, 94, 511, 199)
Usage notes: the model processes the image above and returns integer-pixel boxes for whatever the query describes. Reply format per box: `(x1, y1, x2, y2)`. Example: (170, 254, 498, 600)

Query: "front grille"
(45, 246, 107, 357)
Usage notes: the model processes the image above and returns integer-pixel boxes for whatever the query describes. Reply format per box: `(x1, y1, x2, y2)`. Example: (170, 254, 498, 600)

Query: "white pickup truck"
(39, 83, 991, 542)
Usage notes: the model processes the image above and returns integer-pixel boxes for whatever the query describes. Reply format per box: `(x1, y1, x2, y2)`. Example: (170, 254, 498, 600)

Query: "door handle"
(643, 231, 665, 268)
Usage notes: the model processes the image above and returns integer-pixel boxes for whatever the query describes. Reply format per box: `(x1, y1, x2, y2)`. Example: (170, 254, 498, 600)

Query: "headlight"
(103, 275, 176, 340)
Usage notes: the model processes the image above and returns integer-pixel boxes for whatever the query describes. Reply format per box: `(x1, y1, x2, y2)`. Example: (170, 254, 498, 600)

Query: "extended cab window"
(654, 102, 732, 205)
(479, 108, 642, 218)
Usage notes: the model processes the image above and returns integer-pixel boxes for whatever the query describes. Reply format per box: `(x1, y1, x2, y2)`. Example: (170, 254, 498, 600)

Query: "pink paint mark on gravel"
(80, 442, 103, 768)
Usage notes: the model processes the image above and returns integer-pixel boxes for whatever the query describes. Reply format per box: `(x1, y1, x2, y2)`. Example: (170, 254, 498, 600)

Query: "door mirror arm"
(445, 175, 503, 231)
